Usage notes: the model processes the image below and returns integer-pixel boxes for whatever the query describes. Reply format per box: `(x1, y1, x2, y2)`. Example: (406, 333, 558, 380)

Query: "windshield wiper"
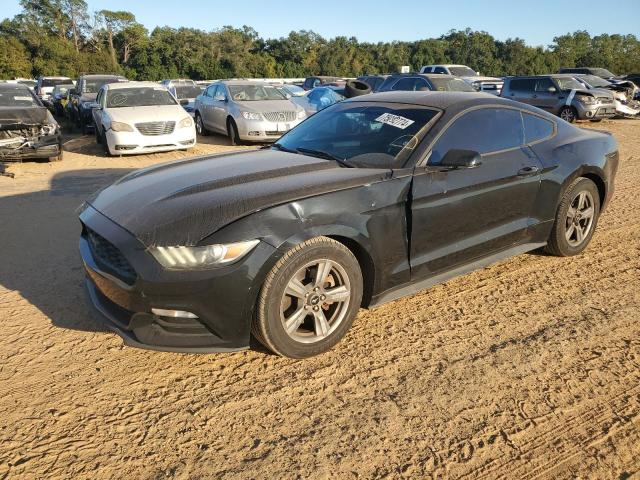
(295, 147, 353, 168)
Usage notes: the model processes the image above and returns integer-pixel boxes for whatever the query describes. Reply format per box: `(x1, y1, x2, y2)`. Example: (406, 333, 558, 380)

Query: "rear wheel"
(252, 237, 363, 358)
(227, 118, 240, 146)
(49, 150, 63, 162)
(545, 177, 600, 257)
(559, 106, 577, 123)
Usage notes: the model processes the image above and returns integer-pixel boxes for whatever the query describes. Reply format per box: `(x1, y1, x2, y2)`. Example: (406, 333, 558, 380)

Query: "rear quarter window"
(509, 79, 535, 92)
(523, 112, 554, 143)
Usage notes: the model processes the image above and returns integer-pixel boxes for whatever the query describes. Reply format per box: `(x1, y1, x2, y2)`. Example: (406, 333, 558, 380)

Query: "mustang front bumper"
(79, 205, 276, 352)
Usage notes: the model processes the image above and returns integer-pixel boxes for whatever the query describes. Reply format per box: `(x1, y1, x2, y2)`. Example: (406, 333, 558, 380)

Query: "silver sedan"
(194, 81, 307, 144)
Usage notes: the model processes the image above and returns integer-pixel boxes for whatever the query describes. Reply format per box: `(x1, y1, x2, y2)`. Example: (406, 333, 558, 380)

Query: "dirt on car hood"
(86, 149, 389, 247)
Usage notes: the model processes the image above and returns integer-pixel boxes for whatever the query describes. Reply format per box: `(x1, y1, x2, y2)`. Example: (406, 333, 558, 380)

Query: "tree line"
(1, 0, 639, 81)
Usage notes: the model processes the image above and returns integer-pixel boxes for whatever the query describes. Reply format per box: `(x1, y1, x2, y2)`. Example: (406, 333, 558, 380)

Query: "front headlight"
(110, 121, 133, 132)
(241, 111, 262, 120)
(575, 94, 596, 105)
(150, 240, 260, 270)
(178, 116, 193, 128)
(297, 110, 306, 119)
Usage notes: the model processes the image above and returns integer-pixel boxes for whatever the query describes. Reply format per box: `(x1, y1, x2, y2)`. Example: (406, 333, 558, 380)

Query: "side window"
(205, 85, 217, 98)
(510, 79, 535, 92)
(434, 67, 447, 74)
(535, 78, 554, 92)
(215, 85, 227, 100)
(523, 112, 554, 143)
(429, 108, 525, 164)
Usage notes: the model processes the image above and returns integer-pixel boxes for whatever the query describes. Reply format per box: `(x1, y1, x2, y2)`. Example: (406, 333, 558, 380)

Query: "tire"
(49, 150, 63, 162)
(559, 106, 577, 123)
(101, 130, 112, 157)
(344, 80, 371, 98)
(195, 112, 208, 136)
(95, 124, 102, 144)
(252, 236, 363, 358)
(590, 119, 603, 123)
(80, 118, 88, 135)
(227, 118, 240, 146)
(545, 177, 600, 257)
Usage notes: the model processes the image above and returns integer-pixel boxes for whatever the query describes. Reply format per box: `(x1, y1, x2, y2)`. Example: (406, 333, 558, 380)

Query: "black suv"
(67, 74, 127, 133)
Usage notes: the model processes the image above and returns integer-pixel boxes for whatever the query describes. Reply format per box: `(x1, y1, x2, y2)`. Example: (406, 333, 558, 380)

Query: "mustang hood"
(87, 150, 389, 246)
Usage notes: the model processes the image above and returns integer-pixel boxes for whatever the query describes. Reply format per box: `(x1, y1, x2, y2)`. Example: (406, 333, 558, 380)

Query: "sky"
(3, 0, 639, 47)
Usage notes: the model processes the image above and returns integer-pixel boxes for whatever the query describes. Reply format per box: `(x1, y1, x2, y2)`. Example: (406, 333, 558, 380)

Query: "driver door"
(409, 107, 543, 279)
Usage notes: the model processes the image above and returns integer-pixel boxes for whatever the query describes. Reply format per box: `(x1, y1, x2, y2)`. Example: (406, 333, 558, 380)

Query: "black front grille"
(86, 228, 136, 284)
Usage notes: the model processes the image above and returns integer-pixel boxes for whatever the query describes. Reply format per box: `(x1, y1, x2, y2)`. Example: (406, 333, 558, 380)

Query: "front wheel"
(559, 106, 577, 123)
(545, 177, 600, 257)
(252, 237, 363, 358)
(195, 113, 208, 136)
(227, 118, 240, 146)
(100, 130, 112, 157)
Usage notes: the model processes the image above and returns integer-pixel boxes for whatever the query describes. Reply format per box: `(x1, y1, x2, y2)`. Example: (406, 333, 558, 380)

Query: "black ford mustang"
(79, 92, 618, 358)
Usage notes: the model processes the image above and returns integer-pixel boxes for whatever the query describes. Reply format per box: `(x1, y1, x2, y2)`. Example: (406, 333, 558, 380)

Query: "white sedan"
(92, 81, 196, 156)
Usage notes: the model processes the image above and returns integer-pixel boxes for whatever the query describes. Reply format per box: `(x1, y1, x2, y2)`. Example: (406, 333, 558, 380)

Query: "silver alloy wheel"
(565, 190, 595, 247)
(560, 108, 576, 122)
(280, 259, 351, 344)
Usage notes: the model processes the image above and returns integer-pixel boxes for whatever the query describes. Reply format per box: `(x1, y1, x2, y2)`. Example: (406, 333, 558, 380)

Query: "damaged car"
(80, 91, 618, 358)
(501, 75, 617, 122)
(0, 83, 62, 162)
(572, 74, 640, 118)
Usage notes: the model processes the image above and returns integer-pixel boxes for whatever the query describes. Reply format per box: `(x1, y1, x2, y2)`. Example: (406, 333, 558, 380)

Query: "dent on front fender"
(202, 176, 414, 297)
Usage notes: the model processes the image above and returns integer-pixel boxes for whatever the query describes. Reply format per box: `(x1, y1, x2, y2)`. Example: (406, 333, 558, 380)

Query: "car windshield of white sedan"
(276, 103, 438, 169)
(106, 88, 178, 108)
(429, 77, 476, 92)
(228, 85, 286, 101)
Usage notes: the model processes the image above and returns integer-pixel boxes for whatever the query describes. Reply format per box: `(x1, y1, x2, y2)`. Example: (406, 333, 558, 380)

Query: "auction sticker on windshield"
(375, 113, 415, 129)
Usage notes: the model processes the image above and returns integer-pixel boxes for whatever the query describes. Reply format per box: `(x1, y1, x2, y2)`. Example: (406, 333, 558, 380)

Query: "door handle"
(518, 166, 540, 176)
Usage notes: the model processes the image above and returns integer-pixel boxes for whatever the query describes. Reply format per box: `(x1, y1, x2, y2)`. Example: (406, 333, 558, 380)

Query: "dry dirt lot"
(1, 121, 639, 479)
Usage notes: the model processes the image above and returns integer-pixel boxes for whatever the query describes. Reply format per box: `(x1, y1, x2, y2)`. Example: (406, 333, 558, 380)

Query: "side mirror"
(179, 99, 189, 106)
(213, 94, 226, 102)
(548, 86, 557, 93)
(440, 149, 482, 169)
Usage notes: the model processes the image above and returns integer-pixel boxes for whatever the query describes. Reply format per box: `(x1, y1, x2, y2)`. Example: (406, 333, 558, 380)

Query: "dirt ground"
(1, 120, 639, 480)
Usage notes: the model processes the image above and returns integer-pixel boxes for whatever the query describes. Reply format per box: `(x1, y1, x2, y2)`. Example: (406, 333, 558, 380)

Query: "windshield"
(429, 77, 475, 92)
(106, 87, 177, 108)
(448, 66, 478, 77)
(0, 90, 39, 107)
(84, 78, 122, 94)
(228, 85, 286, 101)
(283, 85, 305, 95)
(580, 75, 611, 88)
(173, 85, 203, 99)
(53, 85, 73, 94)
(276, 102, 438, 169)
(556, 78, 584, 91)
(41, 78, 71, 87)
(592, 68, 616, 78)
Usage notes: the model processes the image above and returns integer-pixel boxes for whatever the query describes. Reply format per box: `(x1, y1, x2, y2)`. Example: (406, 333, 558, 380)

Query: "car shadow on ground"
(0, 166, 275, 354)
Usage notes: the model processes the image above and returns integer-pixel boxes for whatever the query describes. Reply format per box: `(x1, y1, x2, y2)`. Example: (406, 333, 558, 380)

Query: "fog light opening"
(151, 308, 199, 319)
(247, 131, 260, 136)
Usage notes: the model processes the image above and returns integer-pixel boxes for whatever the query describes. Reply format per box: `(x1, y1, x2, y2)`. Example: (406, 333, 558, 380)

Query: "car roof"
(346, 91, 505, 109)
(80, 74, 126, 80)
(219, 80, 281, 86)
(105, 81, 162, 90)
